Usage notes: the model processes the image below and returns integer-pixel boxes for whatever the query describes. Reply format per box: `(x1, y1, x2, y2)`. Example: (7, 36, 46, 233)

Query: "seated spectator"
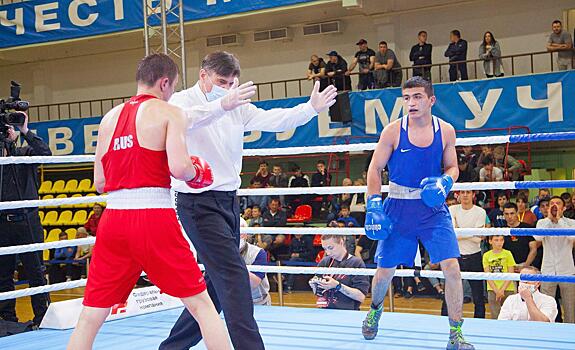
(423, 261, 445, 299)
(248, 205, 263, 227)
(355, 234, 377, 266)
(308, 235, 369, 310)
(334, 219, 357, 255)
(268, 165, 288, 188)
(498, 266, 558, 322)
(561, 192, 575, 219)
(71, 227, 92, 280)
(460, 145, 478, 169)
(252, 223, 273, 250)
(534, 196, 575, 323)
(478, 31, 503, 78)
(262, 199, 287, 227)
(239, 228, 271, 306)
(346, 39, 376, 90)
(475, 145, 493, 172)
(48, 232, 77, 284)
(336, 204, 359, 227)
(325, 51, 352, 91)
(516, 194, 538, 226)
(488, 191, 508, 227)
(493, 146, 523, 180)
(251, 160, 271, 187)
(287, 165, 312, 209)
(327, 178, 353, 222)
(479, 155, 503, 182)
(307, 54, 329, 91)
(532, 196, 551, 223)
(311, 160, 332, 216)
(374, 41, 402, 88)
(483, 235, 516, 319)
(531, 188, 551, 207)
(246, 180, 268, 209)
(268, 234, 290, 261)
(457, 153, 478, 182)
(84, 203, 104, 236)
(350, 178, 367, 225)
(502, 202, 540, 271)
(285, 234, 314, 293)
(242, 207, 252, 221)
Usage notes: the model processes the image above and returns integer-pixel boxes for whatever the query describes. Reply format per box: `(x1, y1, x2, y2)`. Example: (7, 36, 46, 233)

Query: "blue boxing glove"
(419, 174, 454, 208)
(364, 194, 392, 240)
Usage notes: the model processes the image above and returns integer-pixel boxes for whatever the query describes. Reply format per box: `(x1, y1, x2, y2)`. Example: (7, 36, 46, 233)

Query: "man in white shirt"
(445, 190, 486, 318)
(534, 196, 575, 323)
(479, 155, 503, 182)
(498, 266, 558, 322)
(160, 51, 337, 350)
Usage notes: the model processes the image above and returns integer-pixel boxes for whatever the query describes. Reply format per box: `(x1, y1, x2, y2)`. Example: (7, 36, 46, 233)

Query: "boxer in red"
(67, 54, 231, 350)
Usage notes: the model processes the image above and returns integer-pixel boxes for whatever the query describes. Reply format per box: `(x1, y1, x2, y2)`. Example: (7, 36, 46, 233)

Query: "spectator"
(346, 39, 376, 90)
(262, 198, 287, 227)
(287, 165, 311, 209)
(268, 165, 288, 188)
(307, 54, 329, 91)
(239, 228, 271, 305)
(311, 160, 332, 215)
(242, 207, 252, 221)
(534, 196, 575, 323)
(499, 266, 558, 322)
(533, 196, 551, 222)
(547, 20, 574, 71)
(285, 234, 314, 293)
(445, 190, 486, 318)
(457, 153, 478, 182)
(84, 203, 104, 236)
(248, 205, 263, 227)
(349, 178, 367, 225)
(251, 160, 271, 187)
(374, 41, 403, 88)
(335, 219, 356, 256)
(268, 234, 290, 262)
(561, 192, 575, 219)
(444, 29, 468, 81)
(423, 261, 445, 299)
(502, 202, 540, 271)
(309, 235, 369, 310)
(493, 146, 524, 181)
(355, 234, 377, 266)
(327, 178, 353, 222)
(476, 145, 493, 173)
(48, 231, 77, 284)
(71, 227, 92, 280)
(336, 204, 359, 227)
(252, 223, 273, 251)
(489, 191, 508, 227)
(479, 31, 503, 78)
(325, 51, 352, 91)
(531, 188, 551, 207)
(516, 194, 538, 226)
(479, 155, 503, 182)
(460, 145, 478, 169)
(409, 30, 432, 81)
(246, 180, 268, 209)
(483, 235, 516, 319)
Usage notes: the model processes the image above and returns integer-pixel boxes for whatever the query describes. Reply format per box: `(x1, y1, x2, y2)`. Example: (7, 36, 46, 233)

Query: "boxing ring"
(0, 131, 575, 349)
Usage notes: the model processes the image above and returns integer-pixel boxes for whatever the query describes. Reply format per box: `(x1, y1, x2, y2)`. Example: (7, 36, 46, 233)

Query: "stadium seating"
(287, 205, 312, 224)
(38, 180, 52, 195)
(71, 210, 88, 225)
(65, 228, 77, 240)
(50, 180, 66, 194)
(55, 210, 73, 226)
(77, 179, 92, 192)
(63, 179, 78, 193)
(42, 211, 59, 226)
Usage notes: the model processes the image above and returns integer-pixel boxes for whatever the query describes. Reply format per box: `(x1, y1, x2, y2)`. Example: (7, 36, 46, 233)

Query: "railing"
(26, 49, 573, 122)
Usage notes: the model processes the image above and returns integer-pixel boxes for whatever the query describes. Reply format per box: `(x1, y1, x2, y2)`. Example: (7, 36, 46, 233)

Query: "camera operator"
(0, 112, 51, 326)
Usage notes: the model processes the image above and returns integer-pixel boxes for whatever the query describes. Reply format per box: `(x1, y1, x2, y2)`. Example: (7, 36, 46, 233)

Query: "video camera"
(0, 81, 29, 140)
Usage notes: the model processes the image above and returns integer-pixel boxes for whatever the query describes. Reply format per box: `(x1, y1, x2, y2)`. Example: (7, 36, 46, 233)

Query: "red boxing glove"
(186, 156, 214, 189)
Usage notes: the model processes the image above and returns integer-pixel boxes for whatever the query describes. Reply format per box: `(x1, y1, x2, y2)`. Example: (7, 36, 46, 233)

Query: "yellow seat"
(50, 180, 66, 194)
(71, 210, 88, 225)
(38, 181, 52, 195)
(71, 194, 87, 208)
(65, 228, 77, 240)
(43, 229, 47, 240)
(44, 228, 62, 261)
(63, 179, 78, 193)
(88, 181, 97, 193)
(40, 195, 54, 209)
(42, 211, 59, 226)
(56, 210, 73, 226)
(77, 179, 92, 193)
(38, 211, 44, 222)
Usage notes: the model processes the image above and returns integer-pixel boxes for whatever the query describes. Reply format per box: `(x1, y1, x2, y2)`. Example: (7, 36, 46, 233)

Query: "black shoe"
(463, 296, 472, 304)
(416, 282, 426, 292)
(436, 290, 445, 300)
(403, 290, 414, 299)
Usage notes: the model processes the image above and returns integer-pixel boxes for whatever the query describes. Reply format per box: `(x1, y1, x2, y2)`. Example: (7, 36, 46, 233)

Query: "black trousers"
(0, 210, 49, 324)
(449, 62, 468, 81)
(160, 191, 265, 350)
(441, 251, 485, 318)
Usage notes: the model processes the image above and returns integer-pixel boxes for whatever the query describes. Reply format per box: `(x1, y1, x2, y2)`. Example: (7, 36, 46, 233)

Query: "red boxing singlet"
(102, 94, 171, 192)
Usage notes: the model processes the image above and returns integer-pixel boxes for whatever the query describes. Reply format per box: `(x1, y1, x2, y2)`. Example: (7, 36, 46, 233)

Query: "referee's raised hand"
(221, 77, 257, 111)
(309, 81, 338, 114)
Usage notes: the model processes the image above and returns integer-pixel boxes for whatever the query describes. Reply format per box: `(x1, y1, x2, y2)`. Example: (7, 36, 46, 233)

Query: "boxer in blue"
(361, 76, 474, 350)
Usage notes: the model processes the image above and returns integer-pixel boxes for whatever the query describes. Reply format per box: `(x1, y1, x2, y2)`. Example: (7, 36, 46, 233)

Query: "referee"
(160, 51, 337, 350)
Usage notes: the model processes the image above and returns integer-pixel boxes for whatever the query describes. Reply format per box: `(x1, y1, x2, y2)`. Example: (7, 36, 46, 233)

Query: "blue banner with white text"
(26, 71, 575, 155)
(0, 0, 319, 49)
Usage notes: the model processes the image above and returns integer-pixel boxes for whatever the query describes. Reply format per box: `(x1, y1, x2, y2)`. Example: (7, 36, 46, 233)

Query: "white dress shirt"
(498, 291, 558, 322)
(169, 83, 318, 193)
(534, 217, 575, 275)
(449, 204, 485, 255)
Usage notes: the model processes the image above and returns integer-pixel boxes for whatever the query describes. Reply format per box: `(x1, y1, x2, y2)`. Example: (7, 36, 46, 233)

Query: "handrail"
(27, 49, 573, 122)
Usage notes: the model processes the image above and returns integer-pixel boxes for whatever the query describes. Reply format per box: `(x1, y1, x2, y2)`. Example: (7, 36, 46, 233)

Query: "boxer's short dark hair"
(136, 54, 179, 86)
(201, 51, 241, 77)
(403, 76, 434, 97)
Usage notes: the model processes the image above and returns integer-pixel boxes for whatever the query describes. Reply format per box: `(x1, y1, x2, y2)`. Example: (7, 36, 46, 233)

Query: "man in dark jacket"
(444, 29, 468, 81)
(409, 31, 432, 80)
(325, 51, 352, 91)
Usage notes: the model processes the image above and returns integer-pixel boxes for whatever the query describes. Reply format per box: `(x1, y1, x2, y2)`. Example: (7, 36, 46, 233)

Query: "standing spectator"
(516, 194, 538, 226)
(534, 196, 575, 323)
(285, 234, 314, 293)
(483, 235, 516, 319)
(502, 202, 540, 271)
(445, 190, 486, 318)
(325, 51, 352, 91)
(444, 29, 468, 81)
(409, 30, 433, 81)
(479, 31, 503, 78)
(499, 266, 558, 322)
(309, 235, 369, 310)
(84, 203, 104, 236)
(307, 55, 329, 91)
(488, 192, 508, 228)
(239, 229, 271, 306)
(251, 160, 271, 187)
(547, 20, 574, 71)
(374, 41, 403, 88)
(479, 155, 503, 182)
(248, 205, 263, 227)
(346, 39, 376, 90)
(262, 198, 287, 227)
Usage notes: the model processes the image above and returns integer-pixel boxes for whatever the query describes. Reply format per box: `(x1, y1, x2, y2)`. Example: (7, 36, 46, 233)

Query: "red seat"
(286, 205, 312, 224)
(313, 234, 322, 246)
(315, 250, 325, 263)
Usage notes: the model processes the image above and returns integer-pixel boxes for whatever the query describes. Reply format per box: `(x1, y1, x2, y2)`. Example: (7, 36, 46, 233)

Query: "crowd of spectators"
(307, 20, 573, 91)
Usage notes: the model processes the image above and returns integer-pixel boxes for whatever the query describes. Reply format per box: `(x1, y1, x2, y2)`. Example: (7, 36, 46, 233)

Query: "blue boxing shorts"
(375, 197, 460, 268)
